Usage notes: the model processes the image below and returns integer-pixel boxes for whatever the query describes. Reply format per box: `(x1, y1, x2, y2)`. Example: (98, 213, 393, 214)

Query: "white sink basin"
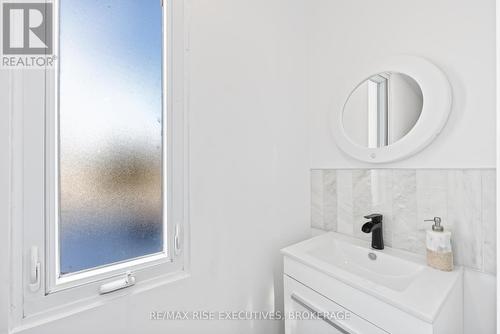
(281, 232, 462, 323)
(306, 237, 424, 291)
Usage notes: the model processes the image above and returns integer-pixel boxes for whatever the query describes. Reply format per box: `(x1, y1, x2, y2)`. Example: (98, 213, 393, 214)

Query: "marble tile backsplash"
(311, 169, 497, 274)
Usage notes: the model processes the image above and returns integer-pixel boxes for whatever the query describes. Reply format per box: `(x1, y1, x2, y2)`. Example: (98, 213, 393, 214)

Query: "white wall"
(3, 0, 310, 333)
(0, 72, 12, 334)
(463, 269, 497, 334)
(309, 0, 496, 169)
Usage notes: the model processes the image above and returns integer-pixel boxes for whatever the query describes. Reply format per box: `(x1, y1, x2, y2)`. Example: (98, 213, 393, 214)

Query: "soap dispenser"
(425, 217, 453, 271)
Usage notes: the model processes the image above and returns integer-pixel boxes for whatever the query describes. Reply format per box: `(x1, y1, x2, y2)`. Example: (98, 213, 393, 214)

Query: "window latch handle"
(99, 272, 136, 295)
(174, 223, 181, 256)
(29, 246, 41, 292)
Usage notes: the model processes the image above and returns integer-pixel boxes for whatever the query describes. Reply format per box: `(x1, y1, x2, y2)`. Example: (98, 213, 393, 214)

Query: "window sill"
(12, 269, 190, 334)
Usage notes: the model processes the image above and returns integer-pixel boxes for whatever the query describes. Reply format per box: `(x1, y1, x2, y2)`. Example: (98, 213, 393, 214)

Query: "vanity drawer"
(284, 275, 388, 334)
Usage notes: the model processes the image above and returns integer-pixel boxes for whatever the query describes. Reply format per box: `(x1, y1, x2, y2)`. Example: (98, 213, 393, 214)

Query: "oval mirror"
(342, 72, 423, 148)
(331, 56, 452, 163)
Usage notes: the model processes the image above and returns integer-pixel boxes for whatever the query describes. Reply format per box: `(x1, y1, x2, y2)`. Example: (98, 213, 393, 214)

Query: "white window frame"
(367, 74, 388, 148)
(10, 0, 189, 330)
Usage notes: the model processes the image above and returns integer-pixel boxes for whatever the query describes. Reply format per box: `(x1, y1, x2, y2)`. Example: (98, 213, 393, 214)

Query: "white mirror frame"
(331, 56, 452, 163)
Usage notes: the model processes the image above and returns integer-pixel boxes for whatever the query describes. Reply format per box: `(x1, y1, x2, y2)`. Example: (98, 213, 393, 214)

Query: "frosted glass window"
(59, 0, 163, 275)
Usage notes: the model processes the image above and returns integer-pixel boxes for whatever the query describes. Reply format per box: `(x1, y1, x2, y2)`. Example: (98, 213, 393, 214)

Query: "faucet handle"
(364, 214, 383, 223)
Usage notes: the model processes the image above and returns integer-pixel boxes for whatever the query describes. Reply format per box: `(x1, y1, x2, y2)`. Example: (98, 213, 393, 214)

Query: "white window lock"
(99, 272, 136, 295)
(29, 246, 41, 292)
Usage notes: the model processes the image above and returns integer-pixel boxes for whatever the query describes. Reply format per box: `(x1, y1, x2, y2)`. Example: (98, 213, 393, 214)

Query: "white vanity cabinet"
(282, 233, 463, 334)
(284, 276, 388, 334)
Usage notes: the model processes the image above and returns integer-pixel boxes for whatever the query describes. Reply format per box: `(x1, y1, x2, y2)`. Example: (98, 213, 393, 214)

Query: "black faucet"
(362, 214, 384, 250)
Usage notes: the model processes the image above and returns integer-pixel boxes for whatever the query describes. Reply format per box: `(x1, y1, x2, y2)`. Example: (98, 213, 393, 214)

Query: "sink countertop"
(281, 232, 462, 323)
